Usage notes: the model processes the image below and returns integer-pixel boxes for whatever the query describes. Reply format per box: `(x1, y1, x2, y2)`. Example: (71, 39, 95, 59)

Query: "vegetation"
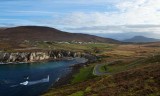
(0, 40, 115, 54)
(99, 65, 107, 73)
(43, 42, 160, 96)
(68, 91, 84, 96)
(71, 66, 96, 84)
(1, 26, 160, 96)
(36, 42, 114, 53)
(43, 55, 160, 96)
(1, 35, 160, 96)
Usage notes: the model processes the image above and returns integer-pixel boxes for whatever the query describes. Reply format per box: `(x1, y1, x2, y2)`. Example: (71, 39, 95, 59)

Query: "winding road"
(93, 60, 123, 76)
(93, 64, 110, 76)
(93, 58, 146, 76)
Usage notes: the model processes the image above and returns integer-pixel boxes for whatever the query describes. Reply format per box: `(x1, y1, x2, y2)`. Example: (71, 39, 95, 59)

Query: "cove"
(0, 58, 87, 96)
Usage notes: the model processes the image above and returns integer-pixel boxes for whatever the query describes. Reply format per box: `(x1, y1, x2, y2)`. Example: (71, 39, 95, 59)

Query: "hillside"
(0, 28, 6, 32)
(44, 63, 160, 96)
(123, 36, 160, 43)
(43, 42, 160, 96)
(0, 26, 119, 43)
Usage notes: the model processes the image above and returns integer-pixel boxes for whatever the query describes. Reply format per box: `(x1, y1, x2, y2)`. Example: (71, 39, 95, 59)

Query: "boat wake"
(20, 75, 49, 86)
(10, 85, 19, 87)
(9, 75, 49, 87)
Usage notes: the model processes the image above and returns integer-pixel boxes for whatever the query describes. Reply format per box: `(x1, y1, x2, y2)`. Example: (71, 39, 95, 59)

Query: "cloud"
(53, 0, 160, 27)
(0, 0, 160, 39)
(63, 24, 160, 39)
(64, 25, 160, 34)
(43, 0, 160, 40)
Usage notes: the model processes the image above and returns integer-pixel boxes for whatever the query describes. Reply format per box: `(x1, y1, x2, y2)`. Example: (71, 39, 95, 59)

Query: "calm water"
(0, 58, 86, 96)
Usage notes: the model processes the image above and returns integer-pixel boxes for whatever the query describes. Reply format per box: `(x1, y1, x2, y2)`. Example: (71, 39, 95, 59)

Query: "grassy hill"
(0, 26, 119, 43)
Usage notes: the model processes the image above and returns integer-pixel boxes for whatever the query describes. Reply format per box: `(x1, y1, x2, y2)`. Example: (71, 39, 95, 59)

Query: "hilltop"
(0, 26, 119, 43)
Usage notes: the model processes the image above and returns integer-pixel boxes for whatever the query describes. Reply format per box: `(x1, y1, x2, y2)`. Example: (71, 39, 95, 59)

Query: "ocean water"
(0, 58, 86, 96)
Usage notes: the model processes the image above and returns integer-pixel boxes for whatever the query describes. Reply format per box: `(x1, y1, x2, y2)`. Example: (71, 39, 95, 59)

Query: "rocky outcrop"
(0, 50, 83, 64)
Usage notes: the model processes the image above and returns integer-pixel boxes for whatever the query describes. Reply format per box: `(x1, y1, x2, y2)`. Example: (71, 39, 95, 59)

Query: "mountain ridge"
(0, 26, 119, 43)
(123, 36, 160, 43)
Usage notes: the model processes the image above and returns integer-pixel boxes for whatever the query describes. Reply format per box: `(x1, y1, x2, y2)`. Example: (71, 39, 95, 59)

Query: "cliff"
(0, 50, 83, 64)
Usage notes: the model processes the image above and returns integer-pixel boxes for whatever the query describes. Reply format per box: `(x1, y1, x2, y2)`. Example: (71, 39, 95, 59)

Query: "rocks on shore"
(0, 50, 83, 64)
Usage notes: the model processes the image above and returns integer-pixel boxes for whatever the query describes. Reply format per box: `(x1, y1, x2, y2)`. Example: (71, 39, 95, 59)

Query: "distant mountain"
(0, 28, 6, 32)
(92, 32, 157, 41)
(123, 36, 160, 43)
(0, 26, 119, 43)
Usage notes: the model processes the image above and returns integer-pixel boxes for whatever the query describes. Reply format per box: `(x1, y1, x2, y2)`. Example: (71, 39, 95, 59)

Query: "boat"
(20, 81, 28, 85)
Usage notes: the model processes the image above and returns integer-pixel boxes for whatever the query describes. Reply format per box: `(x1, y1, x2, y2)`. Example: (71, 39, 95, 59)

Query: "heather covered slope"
(0, 26, 119, 43)
(43, 55, 160, 96)
(0, 28, 4, 31)
(43, 42, 160, 96)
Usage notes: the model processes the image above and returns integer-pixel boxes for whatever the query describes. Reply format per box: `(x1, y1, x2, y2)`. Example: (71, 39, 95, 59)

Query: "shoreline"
(42, 60, 91, 95)
(0, 57, 77, 65)
(0, 53, 96, 95)
(51, 62, 87, 88)
(48, 55, 97, 88)
(42, 55, 97, 95)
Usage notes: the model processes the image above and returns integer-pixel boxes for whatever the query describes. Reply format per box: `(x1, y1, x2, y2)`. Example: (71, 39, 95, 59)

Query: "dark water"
(0, 58, 86, 96)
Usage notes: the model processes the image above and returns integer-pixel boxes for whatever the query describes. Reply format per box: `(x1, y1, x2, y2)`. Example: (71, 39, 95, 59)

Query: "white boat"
(20, 75, 49, 86)
(20, 81, 29, 85)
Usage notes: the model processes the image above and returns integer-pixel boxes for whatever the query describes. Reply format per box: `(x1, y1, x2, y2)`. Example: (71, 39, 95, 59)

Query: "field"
(0, 41, 114, 53)
(71, 66, 96, 84)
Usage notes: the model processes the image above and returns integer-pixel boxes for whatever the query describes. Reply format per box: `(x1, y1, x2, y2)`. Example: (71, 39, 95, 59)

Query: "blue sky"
(0, 0, 160, 39)
(0, 0, 117, 26)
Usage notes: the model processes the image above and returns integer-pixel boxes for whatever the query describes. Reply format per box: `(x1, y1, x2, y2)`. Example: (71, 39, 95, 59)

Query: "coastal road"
(93, 64, 110, 76)
(93, 58, 145, 76)
(93, 60, 122, 76)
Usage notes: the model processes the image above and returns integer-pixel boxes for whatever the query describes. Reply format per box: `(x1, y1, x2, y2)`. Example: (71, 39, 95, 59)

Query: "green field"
(71, 66, 96, 84)
(35, 42, 114, 54)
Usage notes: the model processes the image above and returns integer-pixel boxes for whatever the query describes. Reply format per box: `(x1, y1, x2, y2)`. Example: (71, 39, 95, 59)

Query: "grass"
(68, 91, 84, 96)
(98, 58, 146, 74)
(99, 65, 107, 73)
(85, 87, 92, 93)
(71, 66, 96, 84)
(1, 36, 160, 96)
(106, 50, 135, 57)
(42, 42, 160, 96)
(44, 61, 160, 96)
(102, 55, 160, 75)
(41, 42, 160, 96)
(35, 42, 114, 54)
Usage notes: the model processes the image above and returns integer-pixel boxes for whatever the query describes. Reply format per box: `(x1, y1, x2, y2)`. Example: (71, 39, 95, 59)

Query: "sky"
(0, 0, 160, 39)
